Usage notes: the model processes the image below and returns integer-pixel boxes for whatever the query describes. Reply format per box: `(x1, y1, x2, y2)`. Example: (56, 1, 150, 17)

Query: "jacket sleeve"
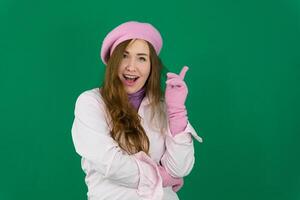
(71, 91, 163, 199)
(160, 120, 203, 178)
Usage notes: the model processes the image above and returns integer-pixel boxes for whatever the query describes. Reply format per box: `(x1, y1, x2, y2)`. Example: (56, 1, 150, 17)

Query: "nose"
(125, 57, 136, 71)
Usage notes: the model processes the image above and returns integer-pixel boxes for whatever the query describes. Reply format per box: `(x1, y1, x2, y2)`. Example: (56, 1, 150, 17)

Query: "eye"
(139, 57, 146, 62)
(123, 54, 128, 58)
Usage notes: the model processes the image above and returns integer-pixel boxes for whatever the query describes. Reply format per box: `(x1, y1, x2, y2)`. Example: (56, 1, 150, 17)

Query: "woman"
(71, 21, 203, 200)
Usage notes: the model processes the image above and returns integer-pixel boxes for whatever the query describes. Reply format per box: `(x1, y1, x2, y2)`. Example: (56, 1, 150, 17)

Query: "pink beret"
(100, 21, 163, 65)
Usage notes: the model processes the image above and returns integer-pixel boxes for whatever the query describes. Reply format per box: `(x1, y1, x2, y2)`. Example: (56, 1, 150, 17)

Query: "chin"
(125, 86, 141, 94)
(124, 87, 134, 94)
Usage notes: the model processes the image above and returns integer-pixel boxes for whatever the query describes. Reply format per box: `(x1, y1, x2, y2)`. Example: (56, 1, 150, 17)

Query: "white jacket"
(71, 88, 203, 200)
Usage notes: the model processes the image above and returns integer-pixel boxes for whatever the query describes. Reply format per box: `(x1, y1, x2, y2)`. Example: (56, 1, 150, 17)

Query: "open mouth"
(123, 74, 139, 82)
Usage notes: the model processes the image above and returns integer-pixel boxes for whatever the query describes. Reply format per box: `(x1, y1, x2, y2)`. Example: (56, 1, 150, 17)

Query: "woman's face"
(118, 39, 151, 94)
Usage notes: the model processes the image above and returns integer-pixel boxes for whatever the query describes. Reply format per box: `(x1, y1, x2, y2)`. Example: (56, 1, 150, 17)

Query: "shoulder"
(74, 87, 106, 115)
(76, 87, 102, 102)
(75, 87, 104, 105)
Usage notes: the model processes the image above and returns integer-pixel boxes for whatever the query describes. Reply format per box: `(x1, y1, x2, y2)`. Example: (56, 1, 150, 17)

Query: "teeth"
(124, 74, 139, 79)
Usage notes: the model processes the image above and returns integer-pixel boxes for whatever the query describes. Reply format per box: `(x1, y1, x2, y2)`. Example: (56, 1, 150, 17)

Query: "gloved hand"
(165, 66, 189, 136)
(157, 164, 184, 192)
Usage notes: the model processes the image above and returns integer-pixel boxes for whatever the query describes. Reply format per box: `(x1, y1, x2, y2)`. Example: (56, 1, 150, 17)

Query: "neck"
(128, 87, 146, 110)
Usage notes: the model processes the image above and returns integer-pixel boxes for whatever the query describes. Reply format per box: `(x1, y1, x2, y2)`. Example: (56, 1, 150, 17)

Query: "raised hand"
(165, 66, 189, 136)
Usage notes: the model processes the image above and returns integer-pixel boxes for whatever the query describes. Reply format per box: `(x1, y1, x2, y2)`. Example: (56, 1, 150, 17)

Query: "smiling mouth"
(123, 74, 139, 82)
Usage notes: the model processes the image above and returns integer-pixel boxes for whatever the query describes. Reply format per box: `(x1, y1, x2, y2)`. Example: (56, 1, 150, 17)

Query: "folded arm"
(71, 92, 163, 198)
(160, 121, 202, 178)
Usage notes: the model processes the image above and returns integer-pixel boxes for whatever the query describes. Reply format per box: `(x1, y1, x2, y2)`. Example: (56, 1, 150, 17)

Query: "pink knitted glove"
(157, 164, 184, 192)
(165, 66, 189, 136)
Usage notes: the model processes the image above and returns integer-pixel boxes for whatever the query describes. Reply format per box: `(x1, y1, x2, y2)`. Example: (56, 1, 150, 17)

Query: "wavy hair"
(100, 39, 166, 155)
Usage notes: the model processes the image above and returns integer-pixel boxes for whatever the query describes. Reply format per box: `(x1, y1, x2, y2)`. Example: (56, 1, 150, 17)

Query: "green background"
(1, 0, 299, 199)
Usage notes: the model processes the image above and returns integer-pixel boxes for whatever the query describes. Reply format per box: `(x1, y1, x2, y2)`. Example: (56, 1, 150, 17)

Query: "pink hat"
(100, 21, 163, 65)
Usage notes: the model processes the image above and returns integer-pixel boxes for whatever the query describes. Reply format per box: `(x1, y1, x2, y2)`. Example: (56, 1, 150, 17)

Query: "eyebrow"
(124, 51, 148, 56)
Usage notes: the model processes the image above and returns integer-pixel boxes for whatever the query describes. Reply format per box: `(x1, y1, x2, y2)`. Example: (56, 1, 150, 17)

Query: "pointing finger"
(179, 66, 189, 80)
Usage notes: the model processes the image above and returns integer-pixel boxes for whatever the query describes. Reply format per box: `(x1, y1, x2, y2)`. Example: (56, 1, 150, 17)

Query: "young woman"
(71, 21, 203, 200)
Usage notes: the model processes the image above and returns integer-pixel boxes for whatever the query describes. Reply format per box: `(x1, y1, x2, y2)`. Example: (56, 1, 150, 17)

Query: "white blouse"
(71, 87, 203, 200)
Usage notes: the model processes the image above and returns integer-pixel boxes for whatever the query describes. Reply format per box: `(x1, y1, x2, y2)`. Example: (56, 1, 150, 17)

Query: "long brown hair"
(100, 39, 166, 155)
